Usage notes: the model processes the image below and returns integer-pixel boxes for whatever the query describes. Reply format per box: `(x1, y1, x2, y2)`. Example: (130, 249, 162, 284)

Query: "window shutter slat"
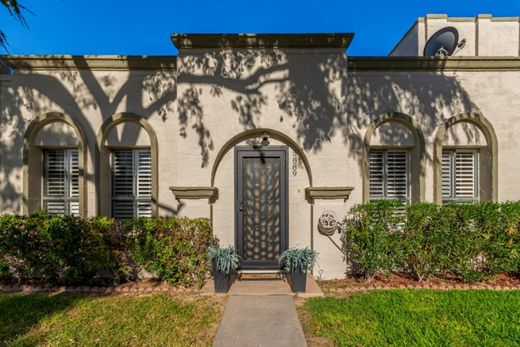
(112, 150, 135, 220)
(442, 152, 453, 198)
(386, 151, 408, 201)
(44, 201, 66, 216)
(112, 149, 153, 219)
(112, 150, 134, 198)
(442, 150, 478, 202)
(68, 201, 80, 216)
(43, 149, 80, 216)
(69, 150, 79, 198)
(136, 150, 152, 218)
(455, 152, 476, 198)
(369, 150, 409, 202)
(369, 151, 384, 199)
(45, 150, 66, 196)
(137, 151, 152, 198)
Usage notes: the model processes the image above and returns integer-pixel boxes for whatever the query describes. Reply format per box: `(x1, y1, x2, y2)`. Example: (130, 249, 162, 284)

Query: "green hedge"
(0, 213, 214, 287)
(125, 217, 216, 288)
(342, 201, 520, 282)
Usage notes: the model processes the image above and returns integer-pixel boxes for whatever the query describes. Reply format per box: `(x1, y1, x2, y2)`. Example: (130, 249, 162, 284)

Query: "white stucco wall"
(1, 47, 520, 279)
(391, 14, 520, 57)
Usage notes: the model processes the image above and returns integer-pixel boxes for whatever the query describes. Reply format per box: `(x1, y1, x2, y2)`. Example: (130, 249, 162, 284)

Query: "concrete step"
(239, 270, 283, 281)
(239, 269, 281, 274)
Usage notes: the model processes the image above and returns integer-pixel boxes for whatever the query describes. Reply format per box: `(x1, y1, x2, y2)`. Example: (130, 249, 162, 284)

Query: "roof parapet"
(170, 33, 354, 50)
(0, 58, 13, 75)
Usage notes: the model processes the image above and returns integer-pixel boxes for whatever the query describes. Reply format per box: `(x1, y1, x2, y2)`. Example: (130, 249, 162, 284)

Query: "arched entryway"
(211, 128, 313, 269)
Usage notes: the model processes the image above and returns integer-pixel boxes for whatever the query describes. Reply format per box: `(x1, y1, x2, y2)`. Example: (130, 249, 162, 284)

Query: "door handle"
(238, 200, 243, 212)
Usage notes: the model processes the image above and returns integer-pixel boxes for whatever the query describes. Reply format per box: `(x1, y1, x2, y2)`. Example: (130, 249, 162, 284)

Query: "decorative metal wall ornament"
(317, 210, 343, 236)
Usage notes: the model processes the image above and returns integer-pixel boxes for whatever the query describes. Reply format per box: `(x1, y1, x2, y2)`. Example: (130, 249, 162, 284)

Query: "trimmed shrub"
(478, 202, 520, 276)
(341, 200, 405, 281)
(126, 217, 216, 288)
(0, 213, 215, 287)
(341, 201, 520, 283)
(401, 203, 444, 282)
(0, 213, 121, 285)
(436, 203, 485, 282)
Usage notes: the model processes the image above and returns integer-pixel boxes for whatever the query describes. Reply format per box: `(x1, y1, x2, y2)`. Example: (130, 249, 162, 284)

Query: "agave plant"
(280, 247, 318, 273)
(207, 246, 241, 275)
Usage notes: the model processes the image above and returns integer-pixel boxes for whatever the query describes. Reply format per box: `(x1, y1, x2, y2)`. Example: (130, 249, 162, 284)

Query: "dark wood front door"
(235, 146, 288, 269)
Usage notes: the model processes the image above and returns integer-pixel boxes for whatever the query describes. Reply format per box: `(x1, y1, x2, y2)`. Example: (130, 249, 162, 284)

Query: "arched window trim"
(23, 112, 87, 216)
(96, 112, 159, 217)
(433, 112, 498, 203)
(362, 112, 426, 203)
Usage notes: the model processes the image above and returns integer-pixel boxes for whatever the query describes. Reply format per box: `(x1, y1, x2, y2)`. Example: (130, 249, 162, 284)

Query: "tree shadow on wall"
(0, 50, 483, 212)
(176, 49, 482, 168)
(0, 56, 178, 214)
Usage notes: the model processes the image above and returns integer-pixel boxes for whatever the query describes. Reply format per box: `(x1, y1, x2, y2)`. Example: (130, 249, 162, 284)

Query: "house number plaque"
(291, 150, 298, 177)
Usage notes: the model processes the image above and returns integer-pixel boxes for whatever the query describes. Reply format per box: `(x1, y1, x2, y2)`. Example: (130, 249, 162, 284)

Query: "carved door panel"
(236, 147, 288, 269)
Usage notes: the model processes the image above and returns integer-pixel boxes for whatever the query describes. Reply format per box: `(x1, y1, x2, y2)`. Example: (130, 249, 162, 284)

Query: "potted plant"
(207, 246, 240, 293)
(280, 247, 318, 292)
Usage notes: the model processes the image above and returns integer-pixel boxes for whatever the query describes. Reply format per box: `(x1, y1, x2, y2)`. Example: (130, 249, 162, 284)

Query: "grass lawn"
(0, 292, 223, 346)
(301, 290, 520, 347)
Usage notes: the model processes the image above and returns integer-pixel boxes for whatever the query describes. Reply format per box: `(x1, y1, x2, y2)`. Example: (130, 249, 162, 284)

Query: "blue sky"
(1, 0, 519, 56)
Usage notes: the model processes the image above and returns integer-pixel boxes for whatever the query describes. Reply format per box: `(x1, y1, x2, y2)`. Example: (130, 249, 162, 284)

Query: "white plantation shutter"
(369, 150, 409, 202)
(43, 149, 79, 216)
(369, 151, 384, 199)
(68, 150, 80, 215)
(455, 152, 477, 198)
(442, 152, 452, 198)
(442, 150, 478, 202)
(136, 150, 152, 217)
(112, 149, 152, 219)
(386, 151, 408, 201)
(112, 150, 135, 219)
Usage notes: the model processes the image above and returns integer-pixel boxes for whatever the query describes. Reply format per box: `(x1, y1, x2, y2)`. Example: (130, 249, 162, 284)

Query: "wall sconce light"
(261, 132, 270, 146)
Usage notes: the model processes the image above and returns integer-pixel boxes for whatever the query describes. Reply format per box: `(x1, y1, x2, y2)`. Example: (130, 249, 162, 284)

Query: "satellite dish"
(423, 27, 460, 57)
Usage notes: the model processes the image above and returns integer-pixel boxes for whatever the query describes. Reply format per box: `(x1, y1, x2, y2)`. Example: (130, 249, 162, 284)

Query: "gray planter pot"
(288, 270, 307, 292)
(212, 260, 231, 293)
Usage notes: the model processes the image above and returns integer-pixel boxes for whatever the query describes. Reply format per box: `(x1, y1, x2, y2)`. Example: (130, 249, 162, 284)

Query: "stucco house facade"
(1, 14, 519, 279)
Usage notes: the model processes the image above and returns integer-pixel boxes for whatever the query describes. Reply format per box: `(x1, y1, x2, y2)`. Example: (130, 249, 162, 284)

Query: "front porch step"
(238, 270, 283, 281)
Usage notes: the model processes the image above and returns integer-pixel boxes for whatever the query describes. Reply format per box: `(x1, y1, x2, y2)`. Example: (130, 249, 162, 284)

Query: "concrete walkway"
(213, 295, 307, 347)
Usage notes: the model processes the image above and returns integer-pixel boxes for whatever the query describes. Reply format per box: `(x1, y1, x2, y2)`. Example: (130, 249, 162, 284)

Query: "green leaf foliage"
(279, 247, 318, 272)
(0, 212, 120, 285)
(207, 246, 240, 275)
(341, 201, 520, 282)
(0, 213, 215, 287)
(126, 217, 216, 287)
(341, 200, 405, 281)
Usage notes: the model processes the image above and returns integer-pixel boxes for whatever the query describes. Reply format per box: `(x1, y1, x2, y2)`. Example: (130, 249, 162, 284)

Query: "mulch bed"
(318, 273, 520, 295)
(3, 274, 520, 296)
(0, 279, 197, 295)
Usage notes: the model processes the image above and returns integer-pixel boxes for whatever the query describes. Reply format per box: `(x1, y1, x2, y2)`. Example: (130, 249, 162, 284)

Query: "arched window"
(97, 113, 158, 218)
(23, 112, 87, 216)
(363, 113, 425, 203)
(434, 113, 497, 203)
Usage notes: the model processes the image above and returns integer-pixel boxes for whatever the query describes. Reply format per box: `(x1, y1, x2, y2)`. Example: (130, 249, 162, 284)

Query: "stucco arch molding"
(433, 112, 498, 202)
(23, 112, 88, 215)
(210, 128, 314, 189)
(362, 112, 426, 202)
(96, 112, 159, 216)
